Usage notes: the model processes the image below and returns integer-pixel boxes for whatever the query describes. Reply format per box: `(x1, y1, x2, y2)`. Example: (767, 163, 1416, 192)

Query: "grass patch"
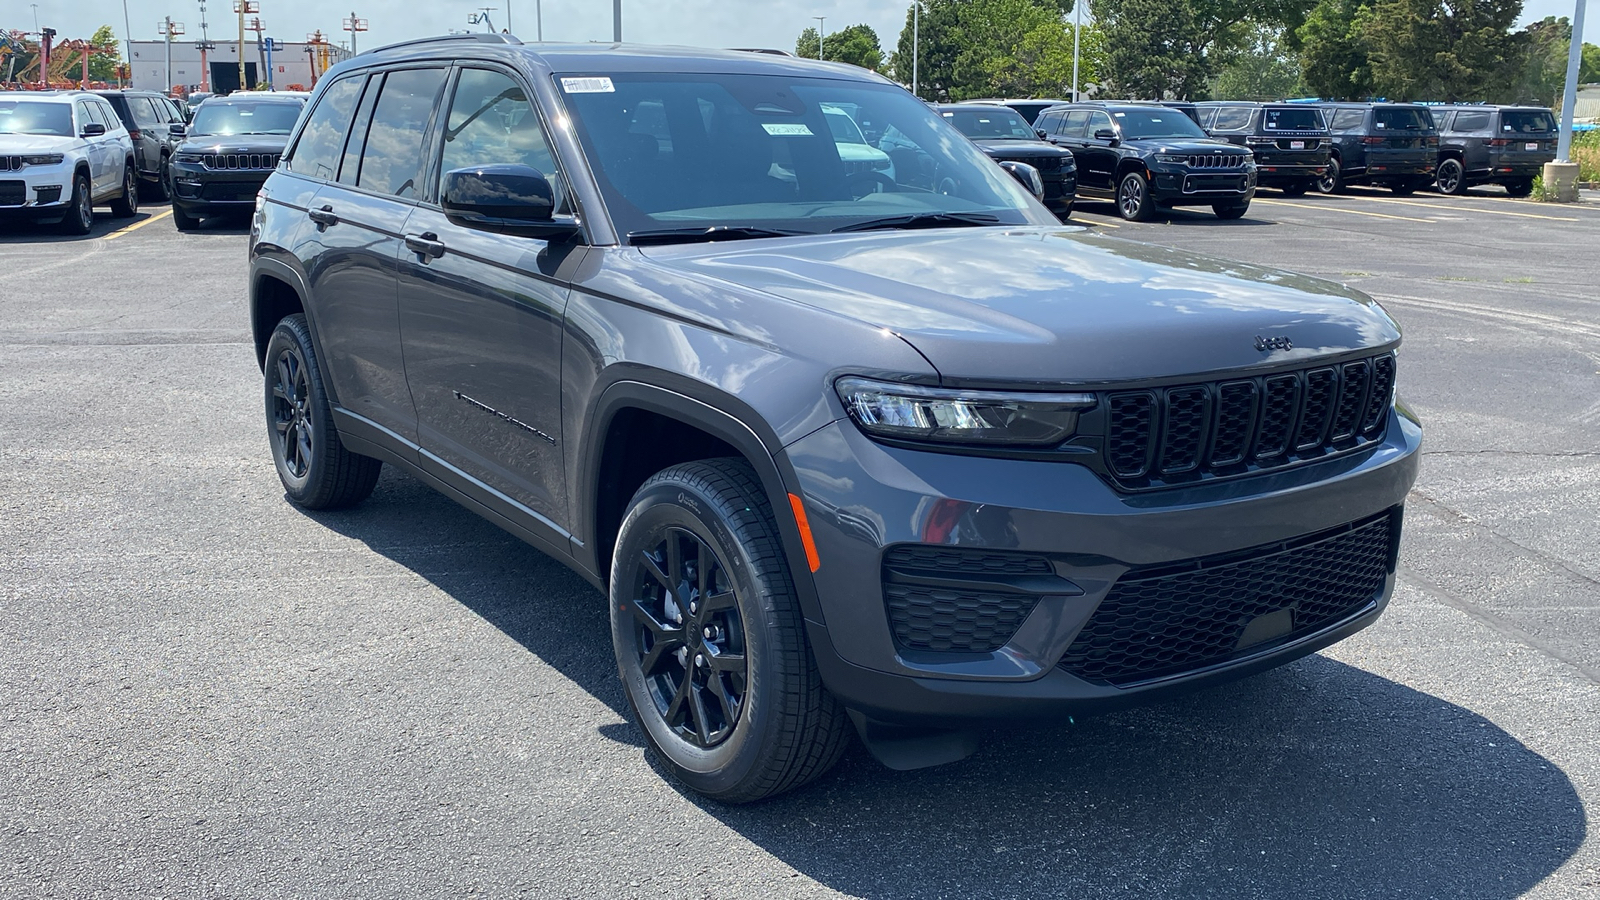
(1440, 275, 1484, 282)
(1573, 130, 1599, 185)
(1503, 276, 1535, 284)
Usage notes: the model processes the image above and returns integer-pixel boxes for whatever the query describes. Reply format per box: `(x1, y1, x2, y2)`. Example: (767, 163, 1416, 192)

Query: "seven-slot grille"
(0, 156, 22, 172)
(1102, 352, 1395, 489)
(1185, 153, 1249, 169)
(203, 153, 280, 171)
(998, 154, 1063, 172)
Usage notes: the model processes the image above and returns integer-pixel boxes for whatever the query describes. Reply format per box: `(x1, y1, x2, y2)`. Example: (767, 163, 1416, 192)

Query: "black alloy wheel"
(1316, 157, 1343, 194)
(263, 314, 382, 509)
(62, 174, 94, 235)
(1436, 158, 1466, 195)
(271, 343, 314, 481)
(110, 166, 139, 218)
(627, 526, 747, 749)
(1117, 171, 1153, 221)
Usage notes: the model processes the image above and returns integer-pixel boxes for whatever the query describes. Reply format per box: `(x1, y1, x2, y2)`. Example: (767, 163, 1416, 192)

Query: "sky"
(11, 1, 1598, 59)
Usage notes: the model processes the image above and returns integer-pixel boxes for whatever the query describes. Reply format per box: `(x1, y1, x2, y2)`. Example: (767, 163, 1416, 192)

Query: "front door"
(398, 66, 575, 537)
(1077, 110, 1119, 194)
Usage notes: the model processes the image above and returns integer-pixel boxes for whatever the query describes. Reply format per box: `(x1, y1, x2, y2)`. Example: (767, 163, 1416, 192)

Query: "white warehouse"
(128, 39, 352, 95)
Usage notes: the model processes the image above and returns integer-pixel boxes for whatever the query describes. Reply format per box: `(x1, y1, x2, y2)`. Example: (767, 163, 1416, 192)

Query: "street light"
(1071, 0, 1083, 101)
(813, 15, 826, 60)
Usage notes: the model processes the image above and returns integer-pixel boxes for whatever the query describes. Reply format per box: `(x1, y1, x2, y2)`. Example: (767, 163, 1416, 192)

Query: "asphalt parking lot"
(3, 187, 1598, 899)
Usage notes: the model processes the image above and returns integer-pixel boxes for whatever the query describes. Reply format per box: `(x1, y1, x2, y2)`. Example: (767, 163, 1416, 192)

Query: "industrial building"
(128, 39, 351, 94)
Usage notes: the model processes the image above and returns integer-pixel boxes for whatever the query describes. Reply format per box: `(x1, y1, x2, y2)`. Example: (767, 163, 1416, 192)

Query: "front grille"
(883, 546, 1052, 576)
(202, 152, 280, 171)
(1101, 352, 1395, 489)
(201, 181, 265, 201)
(0, 180, 24, 206)
(0, 156, 21, 172)
(1057, 511, 1398, 685)
(885, 584, 1041, 653)
(1000, 154, 1061, 172)
(1185, 153, 1248, 169)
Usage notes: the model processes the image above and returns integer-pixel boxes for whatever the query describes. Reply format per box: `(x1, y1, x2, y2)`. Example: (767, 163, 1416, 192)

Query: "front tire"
(172, 203, 200, 232)
(1316, 157, 1343, 194)
(110, 165, 139, 218)
(610, 459, 849, 803)
(1505, 179, 1534, 198)
(1116, 171, 1154, 221)
(264, 314, 381, 509)
(1213, 201, 1250, 220)
(60, 174, 94, 235)
(1436, 158, 1466, 195)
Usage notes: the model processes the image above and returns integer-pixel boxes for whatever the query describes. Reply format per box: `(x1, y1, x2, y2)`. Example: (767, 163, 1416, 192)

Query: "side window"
(1088, 111, 1114, 138)
(77, 101, 101, 130)
(338, 77, 380, 186)
(1062, 109, 1091, 137)
(439, 68, 557, 178)
(286, 74, 365, 180)
(1035, 111, 1060, 134)
(1331, 109, 1364, 131)
(358, 67, 449, 199)
(131, 98, 160, 130)
(1452, 111, 1489, 132)
(1211, 107, 1252, 131)
(96, 101, 120, 130)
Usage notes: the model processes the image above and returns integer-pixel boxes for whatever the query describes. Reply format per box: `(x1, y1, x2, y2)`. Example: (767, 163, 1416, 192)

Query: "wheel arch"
(1115, 157, 1147, 179)
(250, 258, 313, 371)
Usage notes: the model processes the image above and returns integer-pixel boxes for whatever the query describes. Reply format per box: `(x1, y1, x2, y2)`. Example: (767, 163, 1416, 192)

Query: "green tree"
(796, 23, 885, 71)
(1210, 23, 1307, 100)
(87, 25, 121, 83)
(1093, 0, 1209, 98)
(1583, 42, 1600, 84)
(1361, 0, 1521, 102)
(889, 0, 1098, 100)
(1297, 0, 1374, 99)
(1506, 16, 1572, 106)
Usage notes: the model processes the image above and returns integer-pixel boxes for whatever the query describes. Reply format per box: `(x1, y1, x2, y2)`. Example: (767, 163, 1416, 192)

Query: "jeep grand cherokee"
(248, 35, 1421, 802)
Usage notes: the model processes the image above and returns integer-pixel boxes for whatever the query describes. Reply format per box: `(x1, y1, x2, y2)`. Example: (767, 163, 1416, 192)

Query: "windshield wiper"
(628, 225, 806, 246)
(832, 212, 1000, 233)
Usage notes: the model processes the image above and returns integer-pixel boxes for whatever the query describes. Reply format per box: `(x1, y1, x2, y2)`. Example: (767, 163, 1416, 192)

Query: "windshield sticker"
(761, 122, 814, 136)
(942, 112, 953, 117)
(1113, 112, 1125, 117)
(561, 76, 615, 93)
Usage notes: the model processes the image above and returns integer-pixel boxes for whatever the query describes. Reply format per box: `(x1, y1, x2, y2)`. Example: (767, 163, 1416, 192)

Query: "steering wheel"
(844, 171, 898, 200)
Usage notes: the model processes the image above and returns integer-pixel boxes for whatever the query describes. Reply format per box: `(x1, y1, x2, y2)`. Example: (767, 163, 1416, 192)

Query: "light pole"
(614, 0, 622, 42)
(235, 1, 258, 91)
(160, 18, 184, 93)
(912, 2, 918, 97)
(121, 0, 133, 87)
(813, 16, 826, 60)
(1071, 0, 1082, 101)
(342, 12, 368, 55)
(536, 0, 542, 40)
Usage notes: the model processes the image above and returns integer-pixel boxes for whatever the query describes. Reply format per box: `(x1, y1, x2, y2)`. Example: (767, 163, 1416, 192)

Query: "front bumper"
(1151, 167, 1257, 205)
(169, 159, 271, 212)
(782, 402, 1422, 724)
(0, 162, 74, 219)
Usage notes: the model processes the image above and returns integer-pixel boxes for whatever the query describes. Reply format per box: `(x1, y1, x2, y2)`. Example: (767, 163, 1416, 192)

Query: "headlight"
(175, 153, 204, 163)
(22, 153, 65, 165)
(836, 377, 1095, 446)
(1154, 153, 1189, 165)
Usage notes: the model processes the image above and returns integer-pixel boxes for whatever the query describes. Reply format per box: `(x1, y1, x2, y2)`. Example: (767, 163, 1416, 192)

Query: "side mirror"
(441, 164, 580, 239)
(998, 160, 1044, 201)
(1035, 128, 1048, 139)
(169, 123, 186, 137)
(81, 122, 107, 137)
(1093, 128, 1118, 145)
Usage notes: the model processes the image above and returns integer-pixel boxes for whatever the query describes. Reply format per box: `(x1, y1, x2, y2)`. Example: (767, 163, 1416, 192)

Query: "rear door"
(1327, 107, 1366, 173)
(75, 100, 116, 195)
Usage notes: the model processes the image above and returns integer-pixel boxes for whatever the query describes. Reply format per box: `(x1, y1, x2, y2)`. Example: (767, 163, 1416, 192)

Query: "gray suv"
(248, 36, 1422, 802)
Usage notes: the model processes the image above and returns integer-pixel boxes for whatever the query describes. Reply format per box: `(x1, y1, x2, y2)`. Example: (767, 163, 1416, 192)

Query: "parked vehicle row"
(0, 90, 140, 233)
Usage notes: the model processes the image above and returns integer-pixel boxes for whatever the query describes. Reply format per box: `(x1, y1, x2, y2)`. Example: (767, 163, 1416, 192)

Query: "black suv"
(1036, 102, 1256, 220)
(1431, 104, 1557, 196)
(93, 90, 187, 200)
(168, 93, 305, 230)
(1314, 102, 1438, 194)
(936, 104, 1077, 218)
(250, 36, 1419, 802)
(1196, 102, 1331, 196)
(958, 98, 1073, 125)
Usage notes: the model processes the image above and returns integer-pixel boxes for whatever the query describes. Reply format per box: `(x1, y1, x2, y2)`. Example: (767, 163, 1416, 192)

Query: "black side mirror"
(998, 160, 1044, 201)
(441, 164, 580, 239)
(1035, 128, 1048, 139)
(169, 123, 187, 137)
(81, 122, 107, 137)
(1093, 128, 1118, 145)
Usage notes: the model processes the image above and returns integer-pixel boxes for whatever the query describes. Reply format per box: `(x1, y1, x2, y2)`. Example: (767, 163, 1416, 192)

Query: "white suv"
(1, 91, 139, 234)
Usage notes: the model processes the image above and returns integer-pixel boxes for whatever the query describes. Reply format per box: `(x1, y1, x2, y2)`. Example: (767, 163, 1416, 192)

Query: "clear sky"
(14, 1, 1598, 61)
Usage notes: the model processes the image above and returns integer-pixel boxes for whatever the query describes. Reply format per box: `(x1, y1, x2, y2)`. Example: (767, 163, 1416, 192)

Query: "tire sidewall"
(70, 175, 93, 233)
(610, 477, 779, 795)
(1118, 172, 1148, 221)
(263, 315, 329, 502)
(1317, 157, 1341, 194)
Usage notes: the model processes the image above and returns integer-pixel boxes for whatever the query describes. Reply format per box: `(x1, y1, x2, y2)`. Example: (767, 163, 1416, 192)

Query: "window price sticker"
(561, 77, 615, 93)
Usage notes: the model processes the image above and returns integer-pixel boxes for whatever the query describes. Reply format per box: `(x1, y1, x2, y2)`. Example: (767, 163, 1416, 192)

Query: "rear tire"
(264, 314, 382, 509)
(1213, 201, 1250, 220)
(60, 174, 94, 235)
(110, 165, 139, 218)
(610, 458, 850, 803)
(1315, 157, 1343, 195)
(1280, 182, 1309, 197)
(1390, 180, 1418, 196)
(1436, 158, 1466, 195)
(1505, 179, 1534, 198)
(172, 203, 200, 232)
(142, 157, 171, 202)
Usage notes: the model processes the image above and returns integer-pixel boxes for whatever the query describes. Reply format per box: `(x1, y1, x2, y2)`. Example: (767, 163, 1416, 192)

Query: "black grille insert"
(885, 584, 1041, 653)
(1101, 352, 1394, 488)
(883, 546, 1052, 575)
(1057, 511, 1398, 685)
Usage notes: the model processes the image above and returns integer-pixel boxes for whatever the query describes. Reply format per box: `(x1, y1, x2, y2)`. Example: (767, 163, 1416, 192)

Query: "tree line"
(794, 0, 1599, 105)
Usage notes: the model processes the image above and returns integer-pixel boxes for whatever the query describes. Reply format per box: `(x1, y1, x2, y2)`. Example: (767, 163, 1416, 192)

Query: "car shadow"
(0, 211, 130, 243)
(1075, 200, 1275, 226)
(304, 467, 1584, 899)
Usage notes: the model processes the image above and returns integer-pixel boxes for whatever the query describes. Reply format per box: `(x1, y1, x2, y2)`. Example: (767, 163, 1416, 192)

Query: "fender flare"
(249, 256, 340, 407)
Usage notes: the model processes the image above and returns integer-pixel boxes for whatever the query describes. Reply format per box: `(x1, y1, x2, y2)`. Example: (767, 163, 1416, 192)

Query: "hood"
(638, 227, 1400, 387)
(1126, 137, 1243, 154)
(974, 140, 1073, 160)
(0, 133, 79, 153)
(177, 133, 290, 154)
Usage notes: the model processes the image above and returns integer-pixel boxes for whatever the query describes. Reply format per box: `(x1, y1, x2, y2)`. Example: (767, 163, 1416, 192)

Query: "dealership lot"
(3, 191, 1598, 898)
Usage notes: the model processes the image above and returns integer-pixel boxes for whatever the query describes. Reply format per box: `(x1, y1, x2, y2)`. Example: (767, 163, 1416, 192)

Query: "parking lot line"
(1350, 196, 1578, 222)
(1255, 198, 1436, 223)
(104, 209, 172, 241)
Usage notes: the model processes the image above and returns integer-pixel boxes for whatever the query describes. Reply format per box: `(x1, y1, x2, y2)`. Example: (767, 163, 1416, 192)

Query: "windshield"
(558, 73, 1049, 240)
(190, 101, 303, 136)
(941, 107, 1037, 140)
(1503, 110, 1556, 134)
(1263, 107, 1324, 131)
(1113, 109, 1208, 140)
(0, 101, 74, 136)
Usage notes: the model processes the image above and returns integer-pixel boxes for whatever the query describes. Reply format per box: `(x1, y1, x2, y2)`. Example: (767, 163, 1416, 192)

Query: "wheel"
(172, 203, 200, 232)
(1389, 180, 1417, 196)
(264, 313, 382, 509)
(60, 173, 94, 235)
(1280, 182, 1309, 197)
(1116, 171, 1154, 221)
(109, 165, 139, 218)
(1056, 201, 1073, 222)
(1435, 158, 1465, 195)
(1505, 179, 1534, 198)
(142, 157, 171, 202)
(1316, 157, 1343, 194)
(610, 459, 850, 803)
(1213, 201, 1250, 220)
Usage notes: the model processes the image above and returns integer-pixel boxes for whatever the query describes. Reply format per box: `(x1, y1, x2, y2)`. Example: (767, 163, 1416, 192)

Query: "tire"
(1436, 158, 1466, 195)
(1280, 182, 1309, 197)
(110, 165, 139, 218)
(60, 173, 94, 235)
(1213, 201, 1250, 220)
(1505, 179, 1534, 198)
(1389, 180, 1418, 196)
(171, 203, 200, 232)
(142, 157, 171, 202)
(610, 458, 850, 803)
(1056, 202, 1073, 222)
(1116, 171, 1154, 222)
(263, 314, 382, 509)
(1316, 157, 1343, 195)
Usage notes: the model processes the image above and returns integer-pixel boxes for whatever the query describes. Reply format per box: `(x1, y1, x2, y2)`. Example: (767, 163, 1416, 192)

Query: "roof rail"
(362, 32, 521, 56)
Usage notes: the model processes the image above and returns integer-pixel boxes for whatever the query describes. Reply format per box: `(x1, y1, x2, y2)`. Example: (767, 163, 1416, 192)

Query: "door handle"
(307, 205, 338, 226)
(404, 232, 446, 260)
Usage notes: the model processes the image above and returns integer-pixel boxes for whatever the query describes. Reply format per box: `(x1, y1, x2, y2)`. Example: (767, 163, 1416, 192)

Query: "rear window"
(1502, 110, 1556, 134)
(1210, 107, 1253, 131)
(1263, 107, 1323, 131)
(1373, 107, 1432, 130)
